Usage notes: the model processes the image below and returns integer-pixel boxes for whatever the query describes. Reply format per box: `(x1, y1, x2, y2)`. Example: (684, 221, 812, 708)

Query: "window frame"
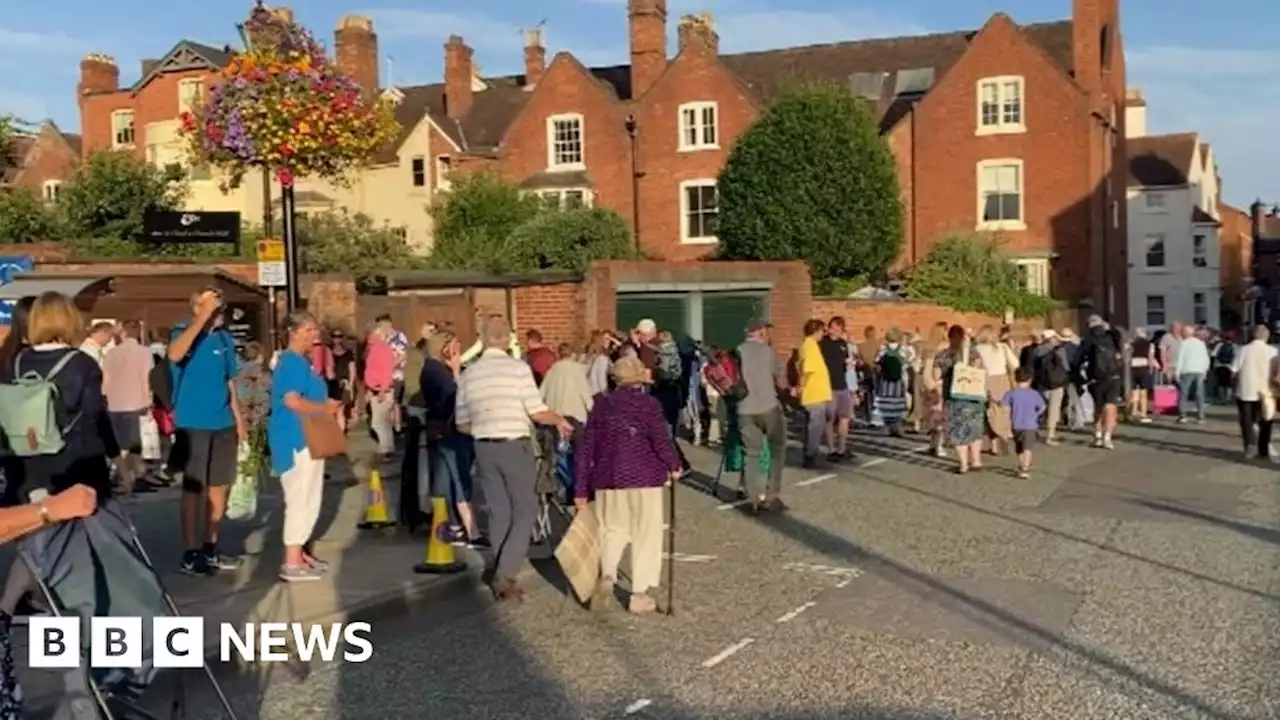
(1145, 192, 1166, 211)
(975, 75, 1026, 135)
(41, 180, 61, 203)
(410, 156, 426, 187)
(177, 78, 203, 115)
(536, 188, 593, 210)
(546, 113, 585, 171)
(1145, 295, 1166, 327)
(1143, 233, 1166, 269)
(435, 156, 452, 192)
(1012, 258, 1049, 296)
(1193, 292, 1207, 325)
(677, 101, 719, 152)
(111, 110, 135, 149)
(679, 178, 719, 245)
(975, 158, 1026, 231)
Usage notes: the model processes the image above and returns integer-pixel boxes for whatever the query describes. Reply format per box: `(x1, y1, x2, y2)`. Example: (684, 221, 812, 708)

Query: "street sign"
(256, 239, 286, 287)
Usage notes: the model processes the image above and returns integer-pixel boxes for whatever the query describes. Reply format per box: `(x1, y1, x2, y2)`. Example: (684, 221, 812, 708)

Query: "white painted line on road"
(702, 638, 755, 668)
(716, 499, 753, 510)
(624, 699, 652, 715)
(774, 601, 816, 623)
(663, 552, 717, 563)
(783, 562, 862, 578)
(835, 578, 853, 589)
(795, 473, 837, 487)
(857, 458, 887, 469)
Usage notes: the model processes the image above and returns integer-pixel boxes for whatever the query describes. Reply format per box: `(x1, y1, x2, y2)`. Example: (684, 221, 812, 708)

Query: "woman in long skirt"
(936, 325, 987, 473)
(874, 328, 911, 436)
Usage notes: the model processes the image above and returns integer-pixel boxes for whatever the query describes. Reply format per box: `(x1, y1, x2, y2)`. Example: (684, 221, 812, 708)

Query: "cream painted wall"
(144, 116, 440, 252)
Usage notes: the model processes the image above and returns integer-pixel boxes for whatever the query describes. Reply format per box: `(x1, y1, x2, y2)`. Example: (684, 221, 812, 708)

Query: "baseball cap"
(746, 317, 772, 332)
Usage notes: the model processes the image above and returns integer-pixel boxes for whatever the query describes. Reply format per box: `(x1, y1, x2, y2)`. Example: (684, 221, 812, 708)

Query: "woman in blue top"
(269, 311, 343, 582)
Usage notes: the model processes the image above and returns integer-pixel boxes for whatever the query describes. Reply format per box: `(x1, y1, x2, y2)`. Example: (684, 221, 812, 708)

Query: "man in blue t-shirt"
(167, 288, 246, 576)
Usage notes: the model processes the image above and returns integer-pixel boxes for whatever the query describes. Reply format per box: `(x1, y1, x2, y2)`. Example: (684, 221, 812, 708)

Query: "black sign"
(143, 211, 241, 246)
(223, 302, 261, 351)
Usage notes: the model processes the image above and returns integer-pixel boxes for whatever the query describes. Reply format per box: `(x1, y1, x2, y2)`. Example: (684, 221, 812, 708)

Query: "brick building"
(0, 121, 81, 203)
(377, 0, 1129, 321)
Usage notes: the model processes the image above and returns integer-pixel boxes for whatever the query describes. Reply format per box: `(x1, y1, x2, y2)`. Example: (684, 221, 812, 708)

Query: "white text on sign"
(28, 617, 374, 668)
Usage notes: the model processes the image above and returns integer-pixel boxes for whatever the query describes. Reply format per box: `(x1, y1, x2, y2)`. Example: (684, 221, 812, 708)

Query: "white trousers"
(596, 487, 665, 594)
(280, 448, 325, 547)
(369, 392, 397, 454)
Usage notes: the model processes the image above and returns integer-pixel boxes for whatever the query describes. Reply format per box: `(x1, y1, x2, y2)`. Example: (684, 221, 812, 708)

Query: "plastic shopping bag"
(226, 442, 259, 521)
(139, 413, 161, 461)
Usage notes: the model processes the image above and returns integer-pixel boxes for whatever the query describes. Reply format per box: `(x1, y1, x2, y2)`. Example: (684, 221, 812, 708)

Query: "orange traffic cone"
(357, 469, 394, 529)
(414, 496, 467, 574)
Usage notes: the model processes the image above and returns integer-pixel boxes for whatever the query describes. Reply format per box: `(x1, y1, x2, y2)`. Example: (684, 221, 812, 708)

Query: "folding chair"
(23, 503, 238, 720)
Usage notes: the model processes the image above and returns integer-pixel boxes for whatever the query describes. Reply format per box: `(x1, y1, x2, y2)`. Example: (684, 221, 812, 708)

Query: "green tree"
(716, 81, 903, 280)
(429, 172, 633, 273)
(0, 188, 62, 244)
(58, 151, 187, 245)
(506, 207, 634, 273)
(428, 172, 542, 271)
(296, 211, 419, 281)
(903, 233, 1056, 318)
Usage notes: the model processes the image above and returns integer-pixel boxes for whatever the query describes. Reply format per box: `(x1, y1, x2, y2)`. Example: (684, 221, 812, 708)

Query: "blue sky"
(1, 0, 1273, 207)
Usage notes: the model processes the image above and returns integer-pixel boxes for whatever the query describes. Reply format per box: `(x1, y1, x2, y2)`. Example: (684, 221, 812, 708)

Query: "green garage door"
(702, 293, 767, 351)
(615, 294, 688, 336)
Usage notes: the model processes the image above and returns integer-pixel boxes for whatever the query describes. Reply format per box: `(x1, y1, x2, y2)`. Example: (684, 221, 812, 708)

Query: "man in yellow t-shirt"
(797, 318, 833, 467)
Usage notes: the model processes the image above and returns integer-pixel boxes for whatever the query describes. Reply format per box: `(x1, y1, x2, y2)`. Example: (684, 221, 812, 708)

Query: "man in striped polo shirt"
(456, 316, 572, 602)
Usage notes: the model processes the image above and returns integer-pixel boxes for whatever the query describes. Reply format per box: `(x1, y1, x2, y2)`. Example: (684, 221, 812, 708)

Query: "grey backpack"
(0, 350, 80, 457)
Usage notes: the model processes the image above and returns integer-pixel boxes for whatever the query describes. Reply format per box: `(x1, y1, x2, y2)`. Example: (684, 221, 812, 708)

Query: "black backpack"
(1090, 333, 1122, 379)
(878, 347, 905, 383)
(1036, 349, 1069, 389)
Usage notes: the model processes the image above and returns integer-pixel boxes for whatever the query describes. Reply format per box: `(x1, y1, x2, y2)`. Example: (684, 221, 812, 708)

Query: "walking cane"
(666, 476, 676, 616)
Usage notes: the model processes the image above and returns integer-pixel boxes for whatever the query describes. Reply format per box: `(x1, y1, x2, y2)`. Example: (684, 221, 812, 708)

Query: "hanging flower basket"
(180, 6, 398, 190)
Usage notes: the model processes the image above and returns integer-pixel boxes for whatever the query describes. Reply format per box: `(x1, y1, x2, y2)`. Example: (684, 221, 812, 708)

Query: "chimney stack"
(523, 28, 546, 87)
(1123, 87, 1146, 138)
(628, 0, 667, 98)
(335, 15, 379, 92)
(677, 13, 718, 55)
(77, 53, 119, 97)
(445, 35, 474, 120)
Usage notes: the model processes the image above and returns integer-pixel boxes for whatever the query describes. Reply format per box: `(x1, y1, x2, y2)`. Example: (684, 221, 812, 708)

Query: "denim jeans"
(423, 434, 474, 526)
(1178, 372, 1206, 419)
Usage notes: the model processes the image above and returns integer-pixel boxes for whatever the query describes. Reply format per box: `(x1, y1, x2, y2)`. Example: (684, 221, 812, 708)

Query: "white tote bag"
(139, 413, 162, 461)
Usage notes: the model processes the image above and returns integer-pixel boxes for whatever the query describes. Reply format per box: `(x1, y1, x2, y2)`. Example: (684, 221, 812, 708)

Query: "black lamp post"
(625, 114, 642, 256)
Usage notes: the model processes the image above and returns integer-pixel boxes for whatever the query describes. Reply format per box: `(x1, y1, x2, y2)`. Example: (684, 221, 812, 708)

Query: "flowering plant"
(180, 7, 398, 189)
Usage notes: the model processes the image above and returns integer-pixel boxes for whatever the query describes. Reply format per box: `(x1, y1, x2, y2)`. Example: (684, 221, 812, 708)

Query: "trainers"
(305, 557, 332, 573)
(181, 550, 212, 576)
(1017, 470, 1030, 479)
(1102, 437, 1115, 450)
(279, 564, 324, 582)
(468, 535, 491, 549)
(204, 547, 244, 571)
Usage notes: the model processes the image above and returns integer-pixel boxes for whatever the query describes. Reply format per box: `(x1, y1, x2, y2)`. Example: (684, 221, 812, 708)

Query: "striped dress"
(874, 343, 912, 426)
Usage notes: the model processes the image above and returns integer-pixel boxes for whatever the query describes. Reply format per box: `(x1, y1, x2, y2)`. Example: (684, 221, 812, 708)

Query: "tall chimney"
(629, 0, 667, 98)
(1123, 88, 1146, 138)
(444, 35, 474, 120)
(335, 15, 379, 92)
(677, 13, 718, 55)
(77, 53, 119, 97)
(1071, 0, 1118, 100)
(524, 28, 546, 87)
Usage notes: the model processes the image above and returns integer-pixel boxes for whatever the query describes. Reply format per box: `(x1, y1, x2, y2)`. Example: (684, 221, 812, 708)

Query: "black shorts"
(172, 427, 238, 493)
(1130, 367, 1154, 392)
(108, 411, 144, 454)
(1013, 430, 1037, 454)
(1090, 377, 1123, 407)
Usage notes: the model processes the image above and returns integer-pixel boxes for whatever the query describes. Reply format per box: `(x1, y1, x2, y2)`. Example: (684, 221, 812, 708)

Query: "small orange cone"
(414, 496, 467, 574)
(357, 469, 394, 529)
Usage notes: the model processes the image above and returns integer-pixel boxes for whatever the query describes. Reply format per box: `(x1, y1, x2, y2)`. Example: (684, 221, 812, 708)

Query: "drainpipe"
(910, 110, 918, 265)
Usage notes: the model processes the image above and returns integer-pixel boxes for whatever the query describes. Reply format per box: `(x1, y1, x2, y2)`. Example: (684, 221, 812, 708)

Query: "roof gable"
(1127, 132, 1198, 187)
(132, 40, 231, 94)
(495, 52, 615, 153)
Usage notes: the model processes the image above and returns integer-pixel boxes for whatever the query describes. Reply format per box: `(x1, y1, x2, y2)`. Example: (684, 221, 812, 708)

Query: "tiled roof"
(1126, 132, 1198, 187)
(380, 18, 1074, 162)
(1192, 206, 1219, 225)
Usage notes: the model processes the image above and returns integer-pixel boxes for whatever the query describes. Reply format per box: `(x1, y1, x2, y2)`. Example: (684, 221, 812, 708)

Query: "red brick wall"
(80, 66, 214, 159)
(512, 282, 586, 348)
(810, 298, 1048, 337)
(9, 127, 79, 193)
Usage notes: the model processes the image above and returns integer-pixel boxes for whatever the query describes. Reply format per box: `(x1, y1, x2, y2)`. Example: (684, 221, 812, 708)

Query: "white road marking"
(857, 458, 887, 468)
(716, 499, 753, 510)
(663, 552, 717, 563)
(795, 473, 837, 487)
(774, 601, 816, 623)
(783, 562, 862, 578)
(835, 578, 853, 589)
(624, 699, 652, 715)
(701, 638, 755, 668)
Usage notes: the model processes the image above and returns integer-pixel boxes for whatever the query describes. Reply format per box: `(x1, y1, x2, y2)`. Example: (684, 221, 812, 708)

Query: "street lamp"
(625, 114, 642, 256)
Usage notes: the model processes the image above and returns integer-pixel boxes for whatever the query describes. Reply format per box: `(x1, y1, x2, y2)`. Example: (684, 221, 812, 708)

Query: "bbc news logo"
(30, 618, 374, 668)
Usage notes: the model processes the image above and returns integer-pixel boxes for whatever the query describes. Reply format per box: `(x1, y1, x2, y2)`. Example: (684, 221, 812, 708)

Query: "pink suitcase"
(1153, 384, 1178, 415)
